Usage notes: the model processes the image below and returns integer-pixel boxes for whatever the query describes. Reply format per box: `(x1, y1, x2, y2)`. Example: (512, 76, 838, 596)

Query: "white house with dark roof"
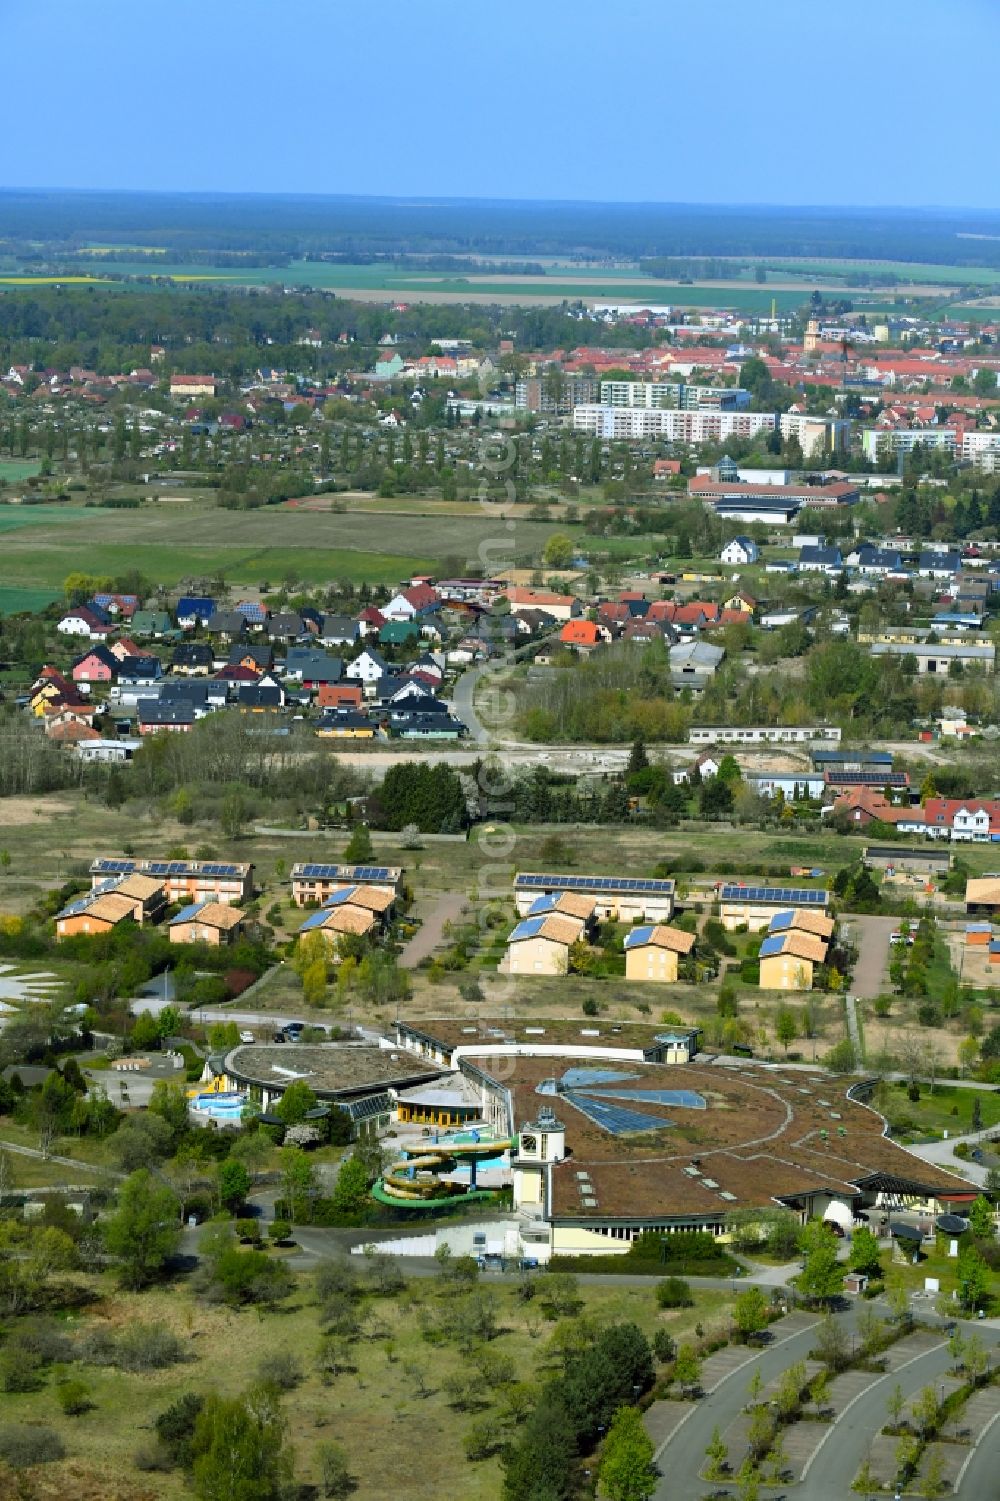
(720, 537, 759, 566)
(345, 649, 388, 694)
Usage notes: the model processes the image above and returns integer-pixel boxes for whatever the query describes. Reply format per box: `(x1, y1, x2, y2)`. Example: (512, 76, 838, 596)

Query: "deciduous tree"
(599, 1405, 656, 1501)
(191, 1385, 293, 1501)
(104, 1170, 181, 1288)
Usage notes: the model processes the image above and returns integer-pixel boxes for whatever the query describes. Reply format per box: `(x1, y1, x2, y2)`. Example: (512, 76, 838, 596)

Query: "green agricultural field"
(4, 257, 836, 310)
(0, 502, 93, 531)
(944, 302, 1000, 322)
(0, 459, 43, 486)
(759, 256, 1000, 288)
(0, 584, 62, 613)
(0, 499, 563, 592)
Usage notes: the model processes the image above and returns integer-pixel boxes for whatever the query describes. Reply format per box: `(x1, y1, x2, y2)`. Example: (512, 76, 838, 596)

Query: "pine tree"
(627, 736, 649, 777)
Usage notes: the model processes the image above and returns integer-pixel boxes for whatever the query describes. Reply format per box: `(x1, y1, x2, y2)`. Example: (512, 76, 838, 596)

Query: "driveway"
(398, 890, 468, 968)
(844, 913, 897, 1000)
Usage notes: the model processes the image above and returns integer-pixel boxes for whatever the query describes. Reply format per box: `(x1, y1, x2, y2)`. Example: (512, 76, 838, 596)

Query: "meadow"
(0, 1262, 724, 1501)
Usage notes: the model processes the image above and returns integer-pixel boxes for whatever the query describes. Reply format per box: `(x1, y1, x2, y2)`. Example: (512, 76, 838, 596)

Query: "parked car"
(239, 1030, 254, 1044)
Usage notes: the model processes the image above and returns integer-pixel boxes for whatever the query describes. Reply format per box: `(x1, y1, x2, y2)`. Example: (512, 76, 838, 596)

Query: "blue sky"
(1, 0, 998, 206)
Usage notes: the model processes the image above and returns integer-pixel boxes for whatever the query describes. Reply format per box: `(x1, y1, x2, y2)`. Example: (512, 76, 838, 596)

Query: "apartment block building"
(779, 411, 852, 458)
(515, 374, 599, 413)
(572, 406, 775, 443)
(599, 380, 750, 411)
(861, 427, 957, 461)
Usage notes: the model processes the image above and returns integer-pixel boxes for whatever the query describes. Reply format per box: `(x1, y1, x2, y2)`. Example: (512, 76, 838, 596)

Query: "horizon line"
(0, 185, 999, 217)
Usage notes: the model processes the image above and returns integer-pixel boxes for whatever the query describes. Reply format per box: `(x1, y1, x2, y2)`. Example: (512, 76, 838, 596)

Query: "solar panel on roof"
(721, 884, 827, 905)
(566, 1093, 675, 1135)
(516, 873, 673, 895)
(584, 1088, 706, 1110)
(299, 910, 330, 931)
(828, 771, 907, 786)
(561, 1068, 635, 1088)
(58, 894, 97, 919)
(511, 917, 546, 941)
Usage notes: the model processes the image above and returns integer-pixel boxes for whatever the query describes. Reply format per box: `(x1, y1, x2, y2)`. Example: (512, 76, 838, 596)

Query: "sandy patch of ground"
(0, 796, 76, 825)
(0, 965, 61, 1003)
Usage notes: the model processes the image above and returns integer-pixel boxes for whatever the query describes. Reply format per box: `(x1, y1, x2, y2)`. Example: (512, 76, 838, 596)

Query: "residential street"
(451, 665, 489, 743)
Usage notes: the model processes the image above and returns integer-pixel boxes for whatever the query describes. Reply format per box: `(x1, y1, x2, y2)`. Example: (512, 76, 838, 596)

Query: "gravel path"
(398, 890, 468, 968)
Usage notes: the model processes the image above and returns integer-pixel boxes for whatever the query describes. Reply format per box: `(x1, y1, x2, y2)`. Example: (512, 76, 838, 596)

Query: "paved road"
(801, 1335, 954, 1501)
(846, 913, 897, 1000)
(452, 666, 489, 744)
(398, 890, 469, 968)
(955, 1410, 1000, 1497)
(132, 997, 313, 1036)
(906, 1127, 995, 1188)
(652, 1309, 1000, 1501)
(650, 1312, 827, 1500)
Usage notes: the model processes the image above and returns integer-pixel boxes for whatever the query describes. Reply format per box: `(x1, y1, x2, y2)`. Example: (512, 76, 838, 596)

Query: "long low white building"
(869, 641, 995, 673)
(689, 725, 841, 746)
(513, 872, 675, 923)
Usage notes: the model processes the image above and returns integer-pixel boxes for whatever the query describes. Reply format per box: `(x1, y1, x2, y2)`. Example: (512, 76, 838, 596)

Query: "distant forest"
(2, 190, 1000, 268)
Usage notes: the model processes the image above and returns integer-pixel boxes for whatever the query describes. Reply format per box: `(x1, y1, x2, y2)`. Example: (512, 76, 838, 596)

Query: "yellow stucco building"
(623, 923, 695, 983)
(505, 913, 583, 975)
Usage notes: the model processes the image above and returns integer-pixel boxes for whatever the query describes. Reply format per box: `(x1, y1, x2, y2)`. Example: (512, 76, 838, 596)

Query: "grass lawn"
(925, 930, 958, 994)
(0, 1265, 729, 1500)
(232, 962, 307, 1017)
(0, 1120, 111, 1171)
(882, 1248, 997, 1310)
(874, 1078, 1000, 1141)
(0, 1148, 104, 1190)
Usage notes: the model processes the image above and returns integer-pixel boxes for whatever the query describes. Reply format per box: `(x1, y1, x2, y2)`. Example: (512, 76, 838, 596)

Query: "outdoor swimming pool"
(190, 1091, 247, 1121)
(451, 1155, 508, 1178)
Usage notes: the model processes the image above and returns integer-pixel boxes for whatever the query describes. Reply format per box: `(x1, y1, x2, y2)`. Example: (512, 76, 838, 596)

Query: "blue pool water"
(191, 1092, 247, 1120)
